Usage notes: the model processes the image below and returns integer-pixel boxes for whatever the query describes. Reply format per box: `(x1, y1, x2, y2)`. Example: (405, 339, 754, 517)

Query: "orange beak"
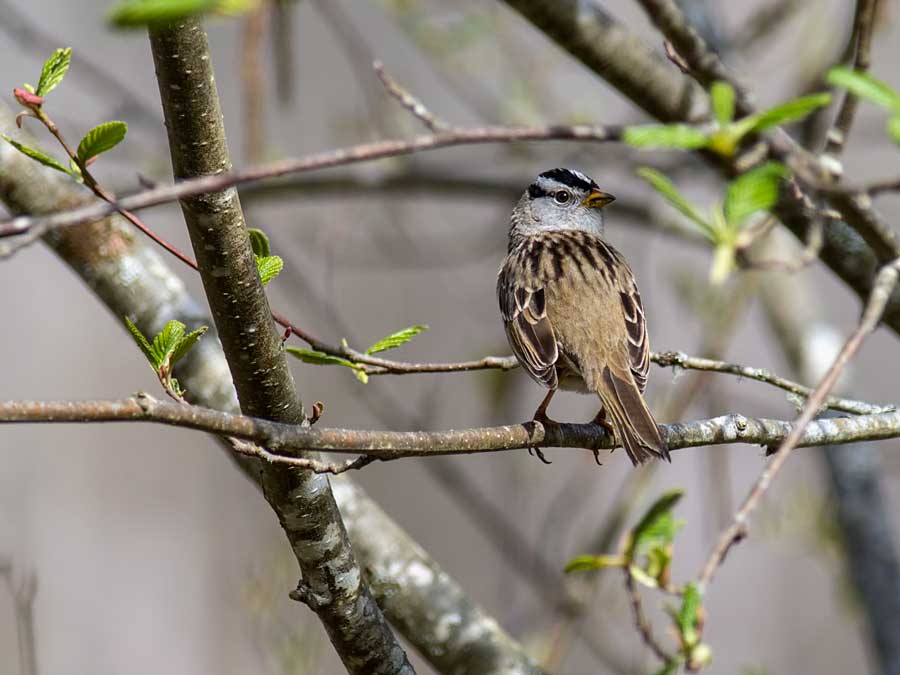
(581, 189, 616, 209)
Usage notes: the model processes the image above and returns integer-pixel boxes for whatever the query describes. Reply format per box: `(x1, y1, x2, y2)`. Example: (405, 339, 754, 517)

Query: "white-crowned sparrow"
(497, 168, 669, 465)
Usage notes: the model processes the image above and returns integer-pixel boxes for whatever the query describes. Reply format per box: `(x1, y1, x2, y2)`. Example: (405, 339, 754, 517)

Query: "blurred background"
(1, 1, 900, 673)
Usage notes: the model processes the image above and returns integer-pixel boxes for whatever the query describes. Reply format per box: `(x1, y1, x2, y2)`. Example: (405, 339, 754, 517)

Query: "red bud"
(13, 88, 44, 107)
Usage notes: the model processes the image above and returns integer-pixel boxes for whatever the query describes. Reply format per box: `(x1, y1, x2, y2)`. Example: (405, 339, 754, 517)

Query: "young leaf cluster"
(285, 325, 429, 384)
(108, 0, 256, 29)
(3, 49, 127, 180)
(637, 162, 787, 283)
(827, 67, 900, 145)
(566, 489, 711, 671)
(125, 318, 208, 397)
(247, 229, 283, 287)
(624, 81, 830, 157)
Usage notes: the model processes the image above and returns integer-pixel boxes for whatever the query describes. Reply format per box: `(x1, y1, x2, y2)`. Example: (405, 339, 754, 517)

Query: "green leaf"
(76, 121, 127, 164)
(36, 48, 71, 97)
(108, 0, 256, 28)
(711, 81, 735, 126)
(735, 92, 832, 137)
(285, 347, 368, 383)
(564, 554, 626, 574)
(152, 320, 186, 367)
(887, 116, 900, 145)
(170, 325, 208, 366)
(827, 67, 900, 112)
(2, 135, 73, 175)
(124, 317, 158, 367)
(723, 161, 788, 226)
(622, 124, 709, 149)
(636, 168, 716, 242)
(248, 228, 270, 257)
(365, 325, 428, 355)
(626, 488, 685, 560)
(675, 583, 703, 648)
(256, 255, 283, 286)
(652, 660, 682, 675)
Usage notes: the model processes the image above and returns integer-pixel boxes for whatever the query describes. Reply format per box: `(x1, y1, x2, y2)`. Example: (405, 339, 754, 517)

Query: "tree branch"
(147, 19, 412, 673)
(0, 122, 623, 252)
(2, 394, 899, 460)
(699, 256, 900, 588)
(823, 0, 878, 156)
(0, 101, 550, 675)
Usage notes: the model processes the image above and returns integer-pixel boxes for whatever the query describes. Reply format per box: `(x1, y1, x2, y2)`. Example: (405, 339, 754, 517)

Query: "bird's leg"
(590, 407, 616, 466)
(532, 388, 558, 424)
(528, 388, 557, 464)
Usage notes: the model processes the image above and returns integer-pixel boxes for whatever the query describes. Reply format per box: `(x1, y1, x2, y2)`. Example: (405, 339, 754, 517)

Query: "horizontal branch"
(285, 338, 891, 416)
(0, 122, 623, 251)
(2, 395, 899, 463)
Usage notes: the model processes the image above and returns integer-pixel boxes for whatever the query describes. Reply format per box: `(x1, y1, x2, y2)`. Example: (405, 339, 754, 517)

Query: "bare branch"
(147, 19, 413, 673)
(635, 0, 750, 112)
(373, 61, 449, 132)
(823, 0, 879, 157)
(2, 394, 899, 459)
(699, 256, 900, 588)
(651, 350, 889, 415)
(0, 122, 623, 253)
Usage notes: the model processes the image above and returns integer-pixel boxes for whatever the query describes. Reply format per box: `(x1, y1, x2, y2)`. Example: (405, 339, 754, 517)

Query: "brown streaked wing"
(497, 266, 558, 388)
(609, 247, 650, 394)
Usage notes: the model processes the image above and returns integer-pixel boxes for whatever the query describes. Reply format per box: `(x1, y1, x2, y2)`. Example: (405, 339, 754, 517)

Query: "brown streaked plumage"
(498, 168, 669, 465)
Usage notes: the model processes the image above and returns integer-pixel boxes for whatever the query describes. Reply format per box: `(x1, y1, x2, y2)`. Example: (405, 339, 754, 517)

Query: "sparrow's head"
(509, 168, 615, 239)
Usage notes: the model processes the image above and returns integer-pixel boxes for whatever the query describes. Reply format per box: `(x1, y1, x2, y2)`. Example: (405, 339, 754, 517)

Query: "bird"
(497, 168, 670, 466)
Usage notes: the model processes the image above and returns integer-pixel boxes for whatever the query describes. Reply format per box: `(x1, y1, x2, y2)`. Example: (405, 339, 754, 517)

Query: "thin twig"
(635, 0, 752, 114)
(823, 0, 878, 157)
(373, 61, 450, 132)
(0, 122, 623, 250)
(624, 568, 676, 664)
(699, 256, 900, 589)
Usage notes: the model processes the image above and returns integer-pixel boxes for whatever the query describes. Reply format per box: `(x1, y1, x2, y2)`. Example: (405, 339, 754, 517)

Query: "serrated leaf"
(564, 554, 626, 574)
(285, 347, 368, 382)
(2, 135, 73, 175)
(887, 116, 900, 145)
(723, 161, 788, 226)
(124, 317, 158, 367)
(152, 320, 186, 366)
(626, 488, 685, 559)
(170, 325, 208, 366)
(827, 67, 900, 112)
(36, 48, 71, 97)
(636, 168, 716, 242)
(711, 81, 735, 126)
(623, 124, 709, 149)
(76, 121, 127, 164)
(365, 325, 428, 355)
(248, 228, 270, 257)
(108, 0, 256, 28)
(735, 92, 832, 137)
(256, 255, 283, 286)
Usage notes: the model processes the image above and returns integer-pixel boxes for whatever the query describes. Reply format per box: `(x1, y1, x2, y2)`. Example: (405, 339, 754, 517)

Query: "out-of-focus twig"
(699, 256, 900, 589)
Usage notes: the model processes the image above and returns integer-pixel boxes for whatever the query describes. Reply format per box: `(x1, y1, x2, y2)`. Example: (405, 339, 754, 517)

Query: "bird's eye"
(553, 190, 571, 204)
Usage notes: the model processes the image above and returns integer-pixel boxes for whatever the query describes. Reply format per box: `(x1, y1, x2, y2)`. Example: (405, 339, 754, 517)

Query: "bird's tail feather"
(600, 367, 669, 465)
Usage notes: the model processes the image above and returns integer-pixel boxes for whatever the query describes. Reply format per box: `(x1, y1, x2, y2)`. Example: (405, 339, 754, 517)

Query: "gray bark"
(145, 19, 412, 674)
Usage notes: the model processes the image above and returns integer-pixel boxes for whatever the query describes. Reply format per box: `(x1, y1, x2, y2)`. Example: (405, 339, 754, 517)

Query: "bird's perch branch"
(1, 394, 899, 464)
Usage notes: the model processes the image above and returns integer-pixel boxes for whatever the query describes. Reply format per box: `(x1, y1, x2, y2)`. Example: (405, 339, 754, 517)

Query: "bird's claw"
(527, 446, 552, 464)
